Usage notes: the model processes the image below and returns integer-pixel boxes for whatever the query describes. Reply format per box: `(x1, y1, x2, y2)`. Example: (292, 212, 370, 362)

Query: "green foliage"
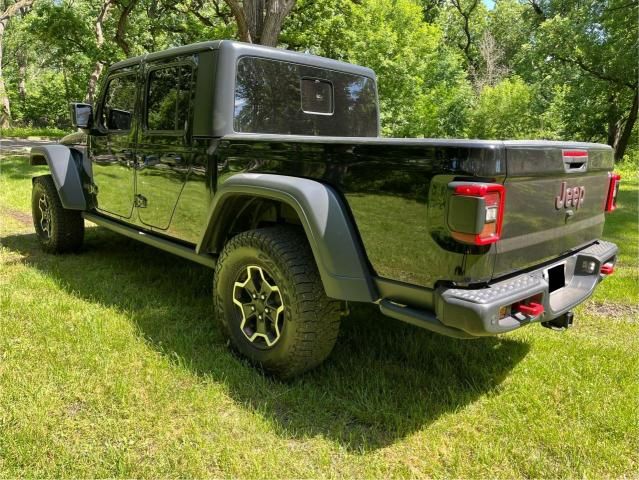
(469, 77, 536, 139)
(0, 0, 636, 156)
(348, 0, 472, 137)
(0, 126, 67, 137)
(617, 148, 639, 180)
(9, 71, 73, 128)
(284, 0, 472, 138)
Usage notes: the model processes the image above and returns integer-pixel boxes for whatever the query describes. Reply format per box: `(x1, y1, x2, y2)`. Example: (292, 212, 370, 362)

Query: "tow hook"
(542, 311, 574, 331)
(515, 302, 544, 318)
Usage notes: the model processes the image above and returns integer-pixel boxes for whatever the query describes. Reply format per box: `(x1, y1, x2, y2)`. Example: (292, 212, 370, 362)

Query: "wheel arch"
(197, 173, 377, 303)
(30, 145, 87, 210)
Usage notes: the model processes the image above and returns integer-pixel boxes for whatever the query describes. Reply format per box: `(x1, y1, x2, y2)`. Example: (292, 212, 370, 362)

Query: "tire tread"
(32, 175, 84, 253)
(213, 226, 341, 378)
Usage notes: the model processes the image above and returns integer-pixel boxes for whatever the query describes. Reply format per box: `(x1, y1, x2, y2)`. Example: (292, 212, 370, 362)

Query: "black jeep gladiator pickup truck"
(30, 40, 621, 378)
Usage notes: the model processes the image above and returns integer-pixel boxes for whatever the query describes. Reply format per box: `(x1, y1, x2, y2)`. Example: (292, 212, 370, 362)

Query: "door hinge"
(134, 194, 147, 208)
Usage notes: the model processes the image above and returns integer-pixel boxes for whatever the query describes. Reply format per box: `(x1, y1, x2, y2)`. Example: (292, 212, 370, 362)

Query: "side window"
(146, 65, 192, 132)
(101, 74, 137, 132)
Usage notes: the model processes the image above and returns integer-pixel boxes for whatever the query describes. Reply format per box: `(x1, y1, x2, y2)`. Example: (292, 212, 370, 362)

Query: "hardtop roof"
(107, 40, 376, 79)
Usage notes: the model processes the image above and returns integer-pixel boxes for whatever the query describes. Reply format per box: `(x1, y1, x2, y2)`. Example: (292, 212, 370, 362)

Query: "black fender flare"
(196, 173, 377, 303)
(30, 145, 87, 210)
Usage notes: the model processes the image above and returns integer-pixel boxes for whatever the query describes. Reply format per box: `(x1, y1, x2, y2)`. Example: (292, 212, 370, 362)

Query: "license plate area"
(547, 263, 566, 294)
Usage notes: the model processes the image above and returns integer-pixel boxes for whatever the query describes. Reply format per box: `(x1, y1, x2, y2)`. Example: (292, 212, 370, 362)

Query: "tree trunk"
(17, 49, 26, 101)
(85, 0, 113, 103)
(260, 0, 295, 47)
(0, 0, 36, 127)
(115, 0, 138, 57)
(245, 0, 264, 43)
(611, 89, 638, 162)
(0, 20, 10, 129)
(225, 0, 252, 43)
(223, 0, 296, 47)
(85, 62, 105, 104)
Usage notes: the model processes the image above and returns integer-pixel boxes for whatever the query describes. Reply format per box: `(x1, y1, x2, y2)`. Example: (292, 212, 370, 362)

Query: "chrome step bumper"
(380, 240, 618, 338)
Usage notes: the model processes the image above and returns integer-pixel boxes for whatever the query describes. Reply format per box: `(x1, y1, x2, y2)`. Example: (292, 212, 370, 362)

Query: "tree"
(0, 0, 35, 128)
(526, 0, 639, 160)
(223, 0, 296, 46)
(284, 0, 472, 137)
(85, 0, 114, 103)
(471, 30, 509, 92)
(469, 76, 538, 139)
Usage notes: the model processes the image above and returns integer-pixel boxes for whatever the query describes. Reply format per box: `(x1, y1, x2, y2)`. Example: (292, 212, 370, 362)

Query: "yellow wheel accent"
(232, 265, 285, 348)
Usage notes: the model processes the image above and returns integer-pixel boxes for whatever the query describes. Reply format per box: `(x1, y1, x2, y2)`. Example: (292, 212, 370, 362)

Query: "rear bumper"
(379, 240, 618, 338)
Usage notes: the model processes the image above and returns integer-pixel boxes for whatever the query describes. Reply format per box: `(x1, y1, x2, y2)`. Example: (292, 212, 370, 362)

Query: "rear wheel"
(31, 175, 84, 253)
(213, 227, 341, 379)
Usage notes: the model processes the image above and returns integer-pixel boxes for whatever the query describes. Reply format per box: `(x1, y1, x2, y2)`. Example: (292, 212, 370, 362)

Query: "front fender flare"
(30, 145, 86, 210)
(197, 173, 377, 303)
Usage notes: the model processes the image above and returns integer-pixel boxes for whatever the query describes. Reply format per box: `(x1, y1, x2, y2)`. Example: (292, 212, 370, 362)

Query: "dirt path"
(0, 138, 57, 156)
(0, 206, 32, 226)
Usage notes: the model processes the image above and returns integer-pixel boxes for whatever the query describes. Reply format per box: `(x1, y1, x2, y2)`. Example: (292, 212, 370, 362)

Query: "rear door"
(91, 69, 139, 219)
(134, 61, 194, 231)
(494, 143, 614, 278)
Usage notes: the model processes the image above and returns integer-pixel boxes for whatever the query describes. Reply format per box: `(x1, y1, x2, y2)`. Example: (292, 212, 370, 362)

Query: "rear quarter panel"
(216, 137, 505, 289)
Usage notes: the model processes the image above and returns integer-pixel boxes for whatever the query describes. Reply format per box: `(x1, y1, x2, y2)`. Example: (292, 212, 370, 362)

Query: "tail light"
(605, 173, 621, 212)
(447, 183, 506, 246)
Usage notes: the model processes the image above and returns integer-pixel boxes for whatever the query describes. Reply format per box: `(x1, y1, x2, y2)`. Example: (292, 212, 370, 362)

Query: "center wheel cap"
(233, 265, 285, 348)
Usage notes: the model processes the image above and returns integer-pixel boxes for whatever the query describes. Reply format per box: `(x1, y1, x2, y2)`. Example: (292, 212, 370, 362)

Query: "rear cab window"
(234, 56, 378, 136)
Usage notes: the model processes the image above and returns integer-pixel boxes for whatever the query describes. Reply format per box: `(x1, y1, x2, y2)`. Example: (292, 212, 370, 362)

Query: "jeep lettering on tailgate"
(555, 182, 586, 210)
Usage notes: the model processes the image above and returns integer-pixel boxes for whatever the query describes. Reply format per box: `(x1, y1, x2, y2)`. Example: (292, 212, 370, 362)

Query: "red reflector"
(563, 150, 588, 157)
(605, 173, 621, 212)
(600, 263, 614, 275)
(516, 302, 544, 317)
(454, 184, 491, 196)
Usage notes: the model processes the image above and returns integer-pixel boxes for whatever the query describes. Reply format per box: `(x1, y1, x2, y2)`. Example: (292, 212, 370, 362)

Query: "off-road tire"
(213, 226, 341, 379)
(31, 175, 84, 253)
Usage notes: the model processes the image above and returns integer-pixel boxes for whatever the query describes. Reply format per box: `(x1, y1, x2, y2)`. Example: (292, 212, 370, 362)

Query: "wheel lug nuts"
(260, 295, 265, 300)
(258, 315, 262, 320)
(252, 294, 257, 299)
(265, 308, 269, 313)
(251, 306, 255, 311)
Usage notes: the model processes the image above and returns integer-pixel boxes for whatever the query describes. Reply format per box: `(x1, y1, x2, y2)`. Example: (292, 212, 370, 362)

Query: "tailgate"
(494, 142, 614, 278)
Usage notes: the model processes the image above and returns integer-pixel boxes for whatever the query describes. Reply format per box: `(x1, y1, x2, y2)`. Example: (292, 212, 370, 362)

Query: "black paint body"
(61, 40, 615, 319)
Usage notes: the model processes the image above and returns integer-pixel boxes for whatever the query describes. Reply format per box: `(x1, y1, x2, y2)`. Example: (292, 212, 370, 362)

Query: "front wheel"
(213, 227, 342, 379)
(31, 175, 84, 253)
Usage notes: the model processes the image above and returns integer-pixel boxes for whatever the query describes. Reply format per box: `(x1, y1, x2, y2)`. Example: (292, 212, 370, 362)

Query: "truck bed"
(217, 134, 614, 290)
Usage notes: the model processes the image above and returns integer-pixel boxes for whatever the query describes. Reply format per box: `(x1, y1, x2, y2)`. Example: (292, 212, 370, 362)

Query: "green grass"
(1, 154, 637, 477)
(0, 126, 69, 139)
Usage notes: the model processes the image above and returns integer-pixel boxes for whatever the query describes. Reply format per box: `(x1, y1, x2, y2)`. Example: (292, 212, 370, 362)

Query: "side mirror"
(70, 102, 93, 129)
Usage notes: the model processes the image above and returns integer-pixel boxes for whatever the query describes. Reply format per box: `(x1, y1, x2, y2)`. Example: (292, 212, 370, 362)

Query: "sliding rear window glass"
(234, 56, 378, 136)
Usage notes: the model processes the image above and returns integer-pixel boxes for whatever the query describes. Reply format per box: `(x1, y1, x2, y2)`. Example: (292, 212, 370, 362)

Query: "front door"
(91, 70, 139, 219)
(135, 62, 193, 231)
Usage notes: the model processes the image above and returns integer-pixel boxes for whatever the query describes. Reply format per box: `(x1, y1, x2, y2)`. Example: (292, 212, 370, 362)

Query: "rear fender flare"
(197, 173, 377, 302)
(30, 145, 87, 210)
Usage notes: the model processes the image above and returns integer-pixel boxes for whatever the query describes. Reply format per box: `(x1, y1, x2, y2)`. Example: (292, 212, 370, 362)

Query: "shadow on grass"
(2, 229, 529, 452)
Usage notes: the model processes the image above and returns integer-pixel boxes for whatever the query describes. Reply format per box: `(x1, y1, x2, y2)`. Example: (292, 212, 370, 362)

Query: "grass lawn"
(0, 127, 69, 139)
(0, 150, 637, 477)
